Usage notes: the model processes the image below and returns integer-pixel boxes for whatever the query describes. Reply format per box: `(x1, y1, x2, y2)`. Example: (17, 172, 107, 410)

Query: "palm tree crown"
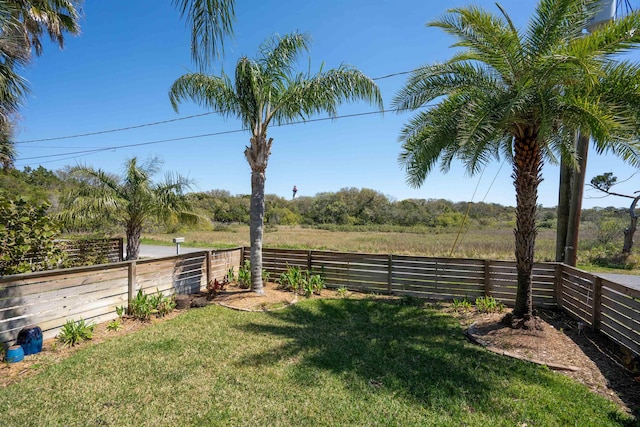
(60, 157, 199, 260)
(170, 32, 382, 293)
(393, 0, 640, 323)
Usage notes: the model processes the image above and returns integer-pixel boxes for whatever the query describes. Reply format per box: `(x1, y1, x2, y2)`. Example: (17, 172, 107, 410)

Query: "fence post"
(307, 250, 312, 272)
(206, 251, 212, 286)
(484, 259, 491, 297)
(387, 254, 393, 294)
(118, 238, 124, 262)
(128, 260, 137, 311)
(554, 263, 564, 309)
(592, 276, 603, 331)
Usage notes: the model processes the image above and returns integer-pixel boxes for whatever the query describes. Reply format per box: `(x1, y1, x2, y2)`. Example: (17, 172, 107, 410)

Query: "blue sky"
(12, 0, 640, 208)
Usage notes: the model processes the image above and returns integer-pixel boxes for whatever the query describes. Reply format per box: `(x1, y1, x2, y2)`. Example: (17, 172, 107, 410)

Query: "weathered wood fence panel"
(0, 264, 129, 343)
(598, 278, 640, 357)
(58, 238, 124, 264)
(311, 251, 390, 293)
(560, 266, 595, 324)
(392, 256, 485, 300)
(211, 249, 243, 284)
(488, 261, 557, 309)
(0, 248, 243, 346)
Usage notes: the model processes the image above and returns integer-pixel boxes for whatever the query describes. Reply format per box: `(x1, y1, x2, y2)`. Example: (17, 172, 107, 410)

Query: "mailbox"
(172, 237, 185, 255)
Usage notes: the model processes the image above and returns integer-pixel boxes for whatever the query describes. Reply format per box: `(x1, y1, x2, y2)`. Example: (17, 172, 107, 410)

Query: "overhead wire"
(15, 106, 425, 167)
(14, 68, 415, 146)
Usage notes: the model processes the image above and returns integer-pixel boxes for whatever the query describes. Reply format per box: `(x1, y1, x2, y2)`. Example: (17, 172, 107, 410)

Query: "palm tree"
(9, 0, 81, 57)
(393, 0, 640, 327)
(60, 157, 200, 260)
(169, 32, 382, 294)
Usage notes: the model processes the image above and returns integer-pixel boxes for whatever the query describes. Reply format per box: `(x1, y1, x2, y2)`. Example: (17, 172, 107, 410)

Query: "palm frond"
(169, 72, 239, 118)
(429, 5, 522, 82)
(172, 0, 235, 69)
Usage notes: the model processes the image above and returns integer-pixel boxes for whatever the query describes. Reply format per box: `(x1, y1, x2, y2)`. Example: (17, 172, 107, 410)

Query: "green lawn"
(0, 299, 632, 426)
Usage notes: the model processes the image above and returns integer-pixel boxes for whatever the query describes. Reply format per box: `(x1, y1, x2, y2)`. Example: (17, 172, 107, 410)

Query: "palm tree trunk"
(512, 134, 542, 322)
(245, 134, 272, 295)
(126, 223, 142, 261)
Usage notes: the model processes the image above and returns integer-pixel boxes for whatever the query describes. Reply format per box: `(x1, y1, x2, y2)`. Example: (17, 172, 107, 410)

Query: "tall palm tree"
(393, 0, 640, 327)
(60, 157, 200, 260)
(169, 32, 382, 294)
(0, 0, 82, 170)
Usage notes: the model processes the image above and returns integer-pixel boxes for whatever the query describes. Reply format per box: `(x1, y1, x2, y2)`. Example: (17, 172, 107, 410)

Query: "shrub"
(57, 318, 95, 347)
(237, 260, 251, 289)
(452, 297, 473, 312)
(278, 266, 325, 297)
(106, 319, 122, 331)
(0, 196, 65, 275)
(206, 278, 227, 299)
(475, 296, 505, 313)
(128, 288, 175, 320)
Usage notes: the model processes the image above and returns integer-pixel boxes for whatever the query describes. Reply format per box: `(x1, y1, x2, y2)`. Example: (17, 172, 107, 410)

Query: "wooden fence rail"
(1, 247, 638, 360)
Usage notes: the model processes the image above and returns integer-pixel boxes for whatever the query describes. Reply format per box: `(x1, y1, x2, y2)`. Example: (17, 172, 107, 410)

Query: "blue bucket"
(16, 326, 43, 355)
(5, 345, 24, 363)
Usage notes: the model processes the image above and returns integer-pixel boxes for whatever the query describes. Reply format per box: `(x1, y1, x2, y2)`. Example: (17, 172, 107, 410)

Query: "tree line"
(2, 163, 630, 231)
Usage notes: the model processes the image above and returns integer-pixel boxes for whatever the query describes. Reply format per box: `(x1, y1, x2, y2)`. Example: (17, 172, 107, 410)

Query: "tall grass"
(0, 300, 630, 426)
(146, 225, 560, 261)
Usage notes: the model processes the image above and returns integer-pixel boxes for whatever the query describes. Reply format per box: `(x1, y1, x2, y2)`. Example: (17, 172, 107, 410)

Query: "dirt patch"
(454, 308, 640, 417)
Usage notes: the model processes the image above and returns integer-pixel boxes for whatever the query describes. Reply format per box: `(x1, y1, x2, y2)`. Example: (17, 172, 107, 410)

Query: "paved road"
(138, 244, 206, 258)
(596, 273, 640, 292)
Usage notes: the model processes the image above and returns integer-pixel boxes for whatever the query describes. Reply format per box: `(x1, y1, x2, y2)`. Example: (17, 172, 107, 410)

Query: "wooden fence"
(0, 248, 241, 346)
(57, 238, 124, 264)
(1, 246, 638, 359)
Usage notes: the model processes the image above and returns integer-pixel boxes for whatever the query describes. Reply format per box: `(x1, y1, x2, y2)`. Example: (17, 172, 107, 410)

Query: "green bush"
(57, 318, 95, 347)
(128, 288, 175, 320)
(0, 196, 65, 275)
(278, 266, 325, 297)
(475, 296, 505, 313)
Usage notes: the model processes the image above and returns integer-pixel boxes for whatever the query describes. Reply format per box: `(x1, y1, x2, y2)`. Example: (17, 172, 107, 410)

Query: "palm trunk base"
(501, 312, 543, 330)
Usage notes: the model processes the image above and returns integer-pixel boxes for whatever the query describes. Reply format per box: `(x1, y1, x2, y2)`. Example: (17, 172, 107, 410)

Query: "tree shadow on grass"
(234, 298, 632, 425)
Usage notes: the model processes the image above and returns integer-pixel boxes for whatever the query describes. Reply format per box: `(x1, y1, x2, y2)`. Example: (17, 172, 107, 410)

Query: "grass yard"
(0, 299, 632, 426)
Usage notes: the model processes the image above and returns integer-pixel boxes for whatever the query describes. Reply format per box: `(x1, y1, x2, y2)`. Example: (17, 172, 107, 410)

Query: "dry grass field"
(145, 225, 560, 261)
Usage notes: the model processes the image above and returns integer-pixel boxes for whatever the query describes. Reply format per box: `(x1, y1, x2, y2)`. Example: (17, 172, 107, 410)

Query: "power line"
(14, 68, 414, 145)
(16, 106, 415, 166)
(14, 111, 220, 144)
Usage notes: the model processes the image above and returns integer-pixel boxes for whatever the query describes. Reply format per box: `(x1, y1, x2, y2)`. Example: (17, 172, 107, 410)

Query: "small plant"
(307, 273, 325, 296)
(452, 297, 473, 312)
(475, 296, 505, 313)
(278, 266, 324, 297)
(206, 278, 227, 299)
(278, 266, 304, 293)
(115, 305, 126, 319)
(106, 319, 122, 331)
(128, 288, 175, 320)
(237, 260, 252, 289)
(129, 289, 152, 320)
(57, 318, 95, 347)
(226, 267, 236, 283)
(337, 286, 348, 298)
(154, 291, 176, 317)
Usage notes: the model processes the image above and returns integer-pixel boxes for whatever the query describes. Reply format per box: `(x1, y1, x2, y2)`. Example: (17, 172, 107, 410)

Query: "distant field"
(145, 224, 562, 262)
